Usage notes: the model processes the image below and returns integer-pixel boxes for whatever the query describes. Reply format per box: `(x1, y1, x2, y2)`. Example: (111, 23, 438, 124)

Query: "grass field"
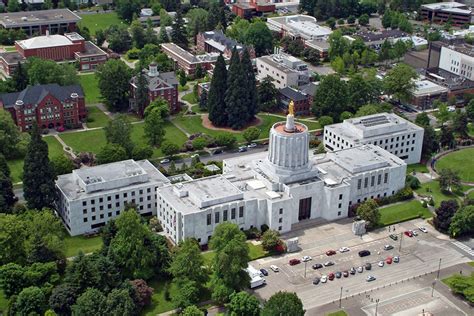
(468, 123, 474, 137)
(64, 234, 103, 257)
(191, 104, 206, 114)
(202, 243, 268, 266)
(379, 200, 433, 226)
(143, 280, 177, 315)
(436, 148, 474, 182)
(0, 290, 7, 315)
(182, 92, 198, 104)
(86, 106, 110, 128)
(79, 73, 102, 104)
(469, 262, 474, 267)
(327, 311, 348, 316)
(406, 163, 429, 174)
(415, 181, 468, 207)
(78, 12, 124, 35)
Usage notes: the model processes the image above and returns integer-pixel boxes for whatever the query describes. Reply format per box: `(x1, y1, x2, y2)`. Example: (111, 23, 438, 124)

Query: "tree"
(245, 21, 273, 57)
(226, 18, 250, 44)
(326, 17, 336, 29)
(262, 291, 305, 316)
(160, 9, 173, 27)
(318, 116, 334, 128)
(135, 70, 149, 116)
(422, 125, 439, 158)
(7, 0, 20, 12)
(97, 59, 132, 112)
(172, 278, 200, 309)
(192, 137, 208, 150)
(107, 209, 170, 280)
(358, 13, 370, 26)
(0, 171, 16, 213)
(179, 70, 187, 87)
(49, 283, 78, 316)
(161, 141, 180, 157)
(169, 238, 208, 285)
(438, 169, 461, 193)
(466, 99, 474, 121)
(383, 63, 417, 103)
(97, 144, 128, 164)
(439, 125, 455, 148)
(415, 112, 430, 127)
(355, 104, 386, 117)
(50, 155, 74, 177)
(158, 24, 170, 44)
(195, 64, 204, 79)
(340, 111, 353, 121)
(261, 229, 280, 251)
(215, 133, 237, 148)
(11, 62, 28, 91)
(72, 288, 106, 315)
(172, 9, 188, 49)
(225, 49, 249, 129)
(144, 107, 165, 147)
(209, 223, 250, 303)
(328, 30, 350, 61)
(228, 291, 261, 316)
(243, 127, 261, 143)
(130, 20, 146, 49)
(449, 206, 474, 237)
(433, 199, 459, 233)
(26, 58, 78, 86)
(14, 286, 47, 315)
(145, 19, 158, 45)
(187, 8, 208, 41)
(257, 76, 278, 112)
(452, 110, 468, 138)
(0, 109, 21, 159)
(347, 72, 382, 112)
(23, 124, 56, 210)
(105, 288, 136, 315)
(130, 279, 154, 310)
(199, 90, 208, 111)
(145, 98, 170, 119)
(208, 55, 228, 127)
(132, 145, 153, 160)
(241, 49, 258, 120)
(312, 74, 348, 121)
(182, 305, 205, 316)
(356, 199, 380, 228)
(104, 115, 134, 156)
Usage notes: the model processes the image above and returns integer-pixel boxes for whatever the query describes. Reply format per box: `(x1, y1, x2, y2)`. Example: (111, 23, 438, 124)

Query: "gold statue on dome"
(288, 100, 294, 116)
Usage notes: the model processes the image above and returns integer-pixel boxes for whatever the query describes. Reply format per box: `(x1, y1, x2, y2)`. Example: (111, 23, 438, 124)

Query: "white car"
(393, 256, 400, 263)
(448, 106, 456, 112)
(191, 154, 199, 158)
(357, 266, 363, 273)
(160, 159, 170, 164)
(378, 261, 384, 267)
(419, 227, 428, 233)
(247, 143, 257, 148)
(302, 255, 312, 262)
(270, 265, 279, 272)
(321, 275, 327, 283)
(366, 275, 376, 282)
(339, 247, 350, 253)
(411, 230, 418, 236)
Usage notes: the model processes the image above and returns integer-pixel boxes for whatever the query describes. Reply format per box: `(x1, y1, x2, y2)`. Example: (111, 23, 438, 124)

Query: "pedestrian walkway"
(451, 241, 474, 258)
(54, 134, 77, 159)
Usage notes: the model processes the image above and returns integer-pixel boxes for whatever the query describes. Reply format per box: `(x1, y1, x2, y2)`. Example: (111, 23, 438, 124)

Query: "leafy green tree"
(72, 288, 107, 315)
(172, 278, 200, 309)
(208, 55, 228, 126)
(23, 124, 56, 210)
(26, 58, 78, 86)
(421, 125, 438, 158)
(97, 144, 128, 165)
(144, 107, 165, 147)
(50, 155, 74, 177)
(241, 49, 258, 118)
(49, 283, 78, 316)
(108, 209, 170, 280)
(312, 74, 348, 121)
(187, 8, 208, 41)
(7, 0, 20, 12)
(435, 101, 450, 125)
(161, 141, 180, 157)
(326, 17, 336, 29)
(0, 171, 16, 213)
(261, 229, 280, 251)
(328, 30, 350, 61)
(339, 111, 353, 121)
(104, 115, 134, 156)
(228, 291, 260, 316)
(347, 72, 382, 112)
(383, 63, 417, 103)
(226, 18, 250, 44)
(169, 239, 208, 285)
(243, 127, 261, 143)
(449, 206, 474, 237)
(245, 21, 273, 57)
(318, 116, 334, 128)
(145, 19, 158, 45)
(358, 14, 370, 25)
(433, 199, 459, 233)
(225, 49, 248, 129)
(199, 90, 207, 111)
(192, 137, 208, 150)
(257, 76, 278, 112)
(466, 99, 474, 121)
(356, 199, 380, 228)
(415, 112, 430, 127)
(131, 145, 153, 160)
(130, 20, 146, 49)
(11, 62, 28, 91)
(105, 288, 136, 315)
(262, 291, 305, 316)
(160, 9, 173, 27)
(145, 98, 170, 119)
(452, 110, 468, 138)
(95, 29, 106, 46)
(97, 59, 132, 112)
(172, 9, 188, 49)
(355, 104, 385, 117)
(14, 286, 47, 315)
(182, 305, 205, 316)
(438, 169, 461, 193)
(135, 70, 149, 116)
(210, 223, 250, 303)
(130, 279, 154, 310)
(215, 133, 237, 148)
(0, 109, 20, 159)
(179, 70, 187, 87)
(158, 24, 170, 44)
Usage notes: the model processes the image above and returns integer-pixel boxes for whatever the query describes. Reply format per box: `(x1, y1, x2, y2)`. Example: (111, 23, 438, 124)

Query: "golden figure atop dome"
(288, 100, 294, 116)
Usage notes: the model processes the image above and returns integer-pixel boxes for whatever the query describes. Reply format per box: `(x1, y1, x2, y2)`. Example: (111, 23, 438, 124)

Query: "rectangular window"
(231, 208, 236, 219)
(99, 198, 103, 203)
(215, 212, 220, 223)
(82, 201, 87, 206)
(239, 206, 244, 218)
(338, 203, 342, 208)
(278, 226, 282, 231)
(364, 177, 368, 188)
(377, 174, 382, 185)
(279, 218, 282, 223)
(115, 194, 119, 199)
(107, 196, 111, 201)
(279, 208, 283, 214)
(371, 176, 375, 187)
(223, 210, 228, 221)
(91, 199, 95, 205)
(123, 193, 127, 198)
(83, 218, 88, 222)
(108, 212, 112, 217)
(82, 209, 87, 214)
(92, 216, 96, 220)
(337, 211, 341, 216)
(357, 179, 362, 190)
(207, 214, 211, 225)
(384, 173, 388, 184)
(339, 194, 343, 200)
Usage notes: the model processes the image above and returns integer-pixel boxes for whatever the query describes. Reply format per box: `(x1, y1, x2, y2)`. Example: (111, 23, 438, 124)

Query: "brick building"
(160, 43, 219, 76)
(0, 84, 86, 131)
(232, 0, 275, 19)
(279, 87, 310, 115)
(421, 2, 473, 26)
(196, 30, 255, 59)
(0, 32, 107, 76)
(129, 63, 179, 116)
(0, 9, 81, 36)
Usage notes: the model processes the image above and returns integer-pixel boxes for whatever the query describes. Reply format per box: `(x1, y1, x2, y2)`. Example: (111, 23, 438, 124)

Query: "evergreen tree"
(207, 3, 220, 30)
(0, 153, 10, 179)
(158, 25, 170, 44)
(225, 49, 246, 129)
(241, 49, 258, 119)
(11, 62, 28, 91)
(145, 19, 158, 45)
(171, 9, 188, 49)
(218, 4, 227, 30)
(199, 90, 207, 111)
(23, 123, 56, 210)
(207, 54, 228, 126)
(135, 70, 149, 116)
(0, 164, 16, 213)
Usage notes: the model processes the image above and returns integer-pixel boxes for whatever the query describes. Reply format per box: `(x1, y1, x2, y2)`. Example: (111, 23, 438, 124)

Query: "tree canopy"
(262, 291, 305, 316)
(97, 59, 132, 112)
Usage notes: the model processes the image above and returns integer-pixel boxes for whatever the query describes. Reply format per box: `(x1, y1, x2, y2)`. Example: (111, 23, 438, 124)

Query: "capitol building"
(157, 105, 407, 245)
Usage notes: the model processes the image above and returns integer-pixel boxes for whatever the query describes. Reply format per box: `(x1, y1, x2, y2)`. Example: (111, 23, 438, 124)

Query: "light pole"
(304, 260, 307, 278)
(375, 298, 380, 316)
(339, 286, 343, 308)
(436, 258, 442, 279)
(399, 232, 403, 252)
(431, 280, 436, 297)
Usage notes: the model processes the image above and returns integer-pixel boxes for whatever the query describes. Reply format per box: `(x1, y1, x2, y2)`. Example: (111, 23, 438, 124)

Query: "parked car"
(312, 263, 323, 269)
(312, 277, 320, 285)
(238, 146, 248, 152)
(365, 263, 372, 270)
(190, 154, 199, 158)
(404, 231, 413, 237)
(339, 247, 350, 253)
(419, 227, 428, 233)
(302, 255, 312, 262)
(326, 250, 337, 256)
(366, 275, 376, 282)
(213, 149, 223, 155)
(393, 256, 400, 263)
(289, 259, 301, 266)
(411, 230, 418, 236)
(160, 159, 170, 164)
(260, 268, 268, 276)
(247, 143, 257, 148)
(328, 272, 335, 281)
(358, 250, 371, 257)
(270, 265, 279, 272)
(335, 271, 342, 278)
(343, 271, 349, 277)
(321, 275, 327, 283)
(56, 126, 65, 132)
(389, 234, 398, 241)
(384, 245, 394, 251)
(324, 261, 335, 267)
(386, 257, 393, 264)
(357, 266, 364, 273)
(378, 261, 384, 267)
(350, 267, 356, 275)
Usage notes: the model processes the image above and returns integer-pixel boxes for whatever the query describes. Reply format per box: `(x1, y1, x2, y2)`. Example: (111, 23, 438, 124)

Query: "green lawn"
(79, 73, 102, 104)
(182, 92, 198, 104)
(202, 243, 268, 266)
(131, 122, 188, 157)
(143, 280, 177, 315)
(0, 290, 7, 315)
(436, 148, 474, 182)
(415, 181, 468, 208)
(178, 84, 190, 92)
(327, 311, 348, 316)
(407, 163, 429, 174)
(86, 106, 110, 128)
(379, 200, 433, 226)
(64, 234, 103, 257)
(78, 12, 124, 35)
(191, 104, 206, 114)
(468, 191, 474, 200)
(469, 262, 474, 267)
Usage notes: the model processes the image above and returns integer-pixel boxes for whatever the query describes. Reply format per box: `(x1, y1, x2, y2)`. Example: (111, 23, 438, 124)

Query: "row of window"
(357, 173, 388, 190)
(83, 203, 153, 223)
(81, 188, 153, 206)
(206, 206, 245, 225)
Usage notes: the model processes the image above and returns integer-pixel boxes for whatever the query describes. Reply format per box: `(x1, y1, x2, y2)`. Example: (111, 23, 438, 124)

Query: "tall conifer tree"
(241, 49, 258, 120)
(207, 54, 228, 126)
(0, 154, 16, 213)
(225, 49, 246, 129)
(171, 9, 188, 48)
(23, 123, 56, 210)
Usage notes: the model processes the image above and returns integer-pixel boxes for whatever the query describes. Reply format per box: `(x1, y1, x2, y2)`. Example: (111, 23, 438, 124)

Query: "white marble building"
(323, 113, 424, 164)
(157, 110, 406, 245)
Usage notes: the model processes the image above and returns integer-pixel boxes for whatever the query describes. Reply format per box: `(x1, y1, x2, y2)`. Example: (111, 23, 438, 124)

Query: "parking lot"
(250, 218, 471, 312)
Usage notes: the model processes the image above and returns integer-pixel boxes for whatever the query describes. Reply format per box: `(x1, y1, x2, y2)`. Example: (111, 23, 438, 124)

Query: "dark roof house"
(0, 84, 84, 108)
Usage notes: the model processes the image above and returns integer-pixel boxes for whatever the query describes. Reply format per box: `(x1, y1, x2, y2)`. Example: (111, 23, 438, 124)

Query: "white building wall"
(256, 58, 299, 89)
(439, 46, 474, 80)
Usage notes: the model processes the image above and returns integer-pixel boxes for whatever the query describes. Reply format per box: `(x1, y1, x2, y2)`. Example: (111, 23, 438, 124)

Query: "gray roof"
(201, 30, 246, 52)
(131, 71, 178, 91)
(299, 82, 318, 96)
(279, 87, 307, 101)
(0, 84, 84, 109)
(0, 51, 25, 65)
(355, 30, 408, 43)
(0, 9, 81, 28)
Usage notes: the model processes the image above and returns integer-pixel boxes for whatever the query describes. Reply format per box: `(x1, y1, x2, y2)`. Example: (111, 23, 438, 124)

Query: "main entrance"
(298, 197, 312, 221)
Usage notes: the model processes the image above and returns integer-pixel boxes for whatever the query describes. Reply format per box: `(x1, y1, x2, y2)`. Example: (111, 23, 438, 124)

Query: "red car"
(386, 256, 393, 264)
(328, 272, 335, 281)
(56, 126, 65, 132)
(326, 250, 337, 256)
(404, 231, 413, 237)
(289, 259, 301, 266)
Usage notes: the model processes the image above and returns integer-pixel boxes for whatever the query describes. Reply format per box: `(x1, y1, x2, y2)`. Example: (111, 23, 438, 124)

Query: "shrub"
(126, 48, 141, 60)
(244, 227, 261, 240)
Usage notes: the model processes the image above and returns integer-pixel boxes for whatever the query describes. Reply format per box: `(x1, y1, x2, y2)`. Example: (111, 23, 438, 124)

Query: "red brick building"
(232, 0, 275, 19)
(196, 30, 256, 60)
(0, 84, 86, 131)
(129, 63, 179, 116)
(160, 43, 219, 76)
(0, 32, 107, 76)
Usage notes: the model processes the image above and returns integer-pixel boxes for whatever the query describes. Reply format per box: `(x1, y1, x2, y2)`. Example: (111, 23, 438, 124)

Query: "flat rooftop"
(267, 15, 332, 38)
(421, 1, 470, 11)
(440, 41, 474, 57)
(257, 55, 300, 74)
(412, 79, 448, 96)
(75, 41, 107, 57)
(17, 34, 73, 49)
(0, 9, 81, 28)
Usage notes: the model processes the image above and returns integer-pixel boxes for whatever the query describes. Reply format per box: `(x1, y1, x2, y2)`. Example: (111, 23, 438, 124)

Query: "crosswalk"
(452, 241, 474, 257)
